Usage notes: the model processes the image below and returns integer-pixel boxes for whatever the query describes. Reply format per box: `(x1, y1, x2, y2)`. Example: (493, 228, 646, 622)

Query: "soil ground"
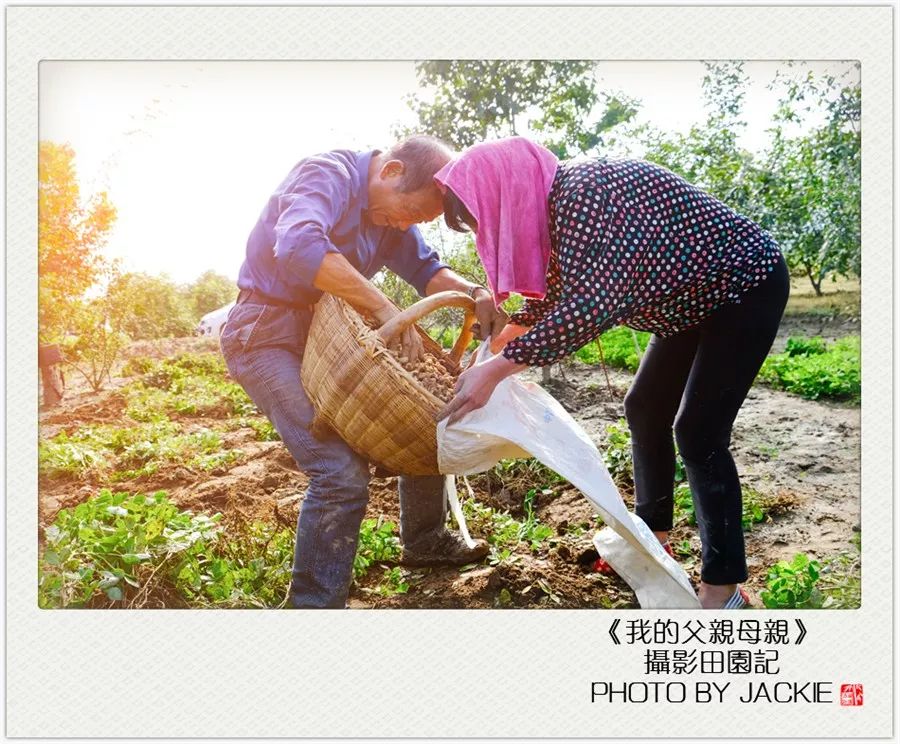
(39, 300, 861, 609)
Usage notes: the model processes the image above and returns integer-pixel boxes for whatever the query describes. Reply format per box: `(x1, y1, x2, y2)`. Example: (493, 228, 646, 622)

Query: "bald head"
(383, 135, 454, 193)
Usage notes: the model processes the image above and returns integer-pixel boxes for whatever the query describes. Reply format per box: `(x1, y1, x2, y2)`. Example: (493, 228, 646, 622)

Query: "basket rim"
(330, 295, 456, 410)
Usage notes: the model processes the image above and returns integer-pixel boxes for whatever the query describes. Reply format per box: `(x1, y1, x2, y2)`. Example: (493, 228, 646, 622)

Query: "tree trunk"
(805, 263, 823, 296)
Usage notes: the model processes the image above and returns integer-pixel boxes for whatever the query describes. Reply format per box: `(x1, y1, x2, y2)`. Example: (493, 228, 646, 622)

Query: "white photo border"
(7, 4, 893, 738)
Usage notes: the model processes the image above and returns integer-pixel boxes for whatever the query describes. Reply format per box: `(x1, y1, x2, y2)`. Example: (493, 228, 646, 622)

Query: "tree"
(183, 270, 237, 318)
(402, 60, 637, 158)
(106, 271, 196, 340)
(638, 62, 762, 217)
(61, 296, 130, 393)
(39, 141, 116, 342)
(758, 65, 861, 293)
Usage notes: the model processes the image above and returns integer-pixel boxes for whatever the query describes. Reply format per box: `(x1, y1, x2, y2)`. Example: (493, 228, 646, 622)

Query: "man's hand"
(371, 303, 424, 364)
(470, 287, 509, 341)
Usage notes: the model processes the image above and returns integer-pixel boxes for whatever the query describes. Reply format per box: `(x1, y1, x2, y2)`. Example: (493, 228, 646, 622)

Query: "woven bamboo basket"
(301, 291, 477, 475)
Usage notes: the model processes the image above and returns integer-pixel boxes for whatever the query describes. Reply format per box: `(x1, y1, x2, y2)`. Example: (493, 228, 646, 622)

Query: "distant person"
(221, 136, 507, 608)
(435, 137, 789, 609)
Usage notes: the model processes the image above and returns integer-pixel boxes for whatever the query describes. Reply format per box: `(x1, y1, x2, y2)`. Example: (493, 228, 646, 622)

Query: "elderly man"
(221, 135, 506, 608)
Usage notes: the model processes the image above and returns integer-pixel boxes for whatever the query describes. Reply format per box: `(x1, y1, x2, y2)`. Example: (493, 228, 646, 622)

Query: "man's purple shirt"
(237, 149, 448, 305)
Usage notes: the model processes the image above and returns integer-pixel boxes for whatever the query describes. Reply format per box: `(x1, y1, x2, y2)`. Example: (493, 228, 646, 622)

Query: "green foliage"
(106, 271, 197, 340)
(120, 355, 157, 377)
(123, 353, 255, 421)
(602, 419, 634, 486)
(404, 60, 637, 159)
(760, 64, 861, 293)
(760, 553, 823, 609)
(60, 297, 131, 392)
(575, 327, 651, 371)
(491, 457, 564, 487)
(174, 520, 294, 608)
(784, 335, 827, 356)
(39, 140, 116, 343)
(638, 62, 761, 217)
(247, 417, 281, 442)
(38, 489, 223, 607)
(39, 420, 232, 481)
(461, 493, 553, 560)
(353, 518, 402, 579)
(757, 336, 860, 401)
(372, 567, 411, 597)
(673, 484, 695, 525)
(183, 270, 237, 318)
(818, 535, 861, 609)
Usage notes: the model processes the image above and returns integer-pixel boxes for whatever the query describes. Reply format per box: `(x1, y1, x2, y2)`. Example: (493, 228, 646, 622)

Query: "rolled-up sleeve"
(383, 226, 449, 297)
(271, 161, 351, 288)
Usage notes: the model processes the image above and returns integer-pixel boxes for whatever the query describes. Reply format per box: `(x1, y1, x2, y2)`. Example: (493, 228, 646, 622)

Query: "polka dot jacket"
(502, 157, 783, 367)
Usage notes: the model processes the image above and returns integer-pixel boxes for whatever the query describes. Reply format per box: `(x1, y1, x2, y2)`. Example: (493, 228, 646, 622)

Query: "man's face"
(368, 161, 445, 231)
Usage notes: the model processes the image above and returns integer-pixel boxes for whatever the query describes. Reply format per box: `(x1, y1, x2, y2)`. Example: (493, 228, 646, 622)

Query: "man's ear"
(379, 159, 406, 180)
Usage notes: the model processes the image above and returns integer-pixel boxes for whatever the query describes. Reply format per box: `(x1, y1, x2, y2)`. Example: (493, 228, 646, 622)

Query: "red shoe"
(592, 541, 675, 575)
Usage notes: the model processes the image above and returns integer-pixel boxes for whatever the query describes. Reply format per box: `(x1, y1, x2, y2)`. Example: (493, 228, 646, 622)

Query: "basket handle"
(377, 290, 477, 365)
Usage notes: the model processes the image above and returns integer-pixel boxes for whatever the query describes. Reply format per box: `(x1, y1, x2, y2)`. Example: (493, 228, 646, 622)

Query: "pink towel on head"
(433, 137, 559, 306)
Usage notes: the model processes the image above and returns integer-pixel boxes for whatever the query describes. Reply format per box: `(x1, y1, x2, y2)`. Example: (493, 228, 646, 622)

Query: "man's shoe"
(401, 529, 490, 567)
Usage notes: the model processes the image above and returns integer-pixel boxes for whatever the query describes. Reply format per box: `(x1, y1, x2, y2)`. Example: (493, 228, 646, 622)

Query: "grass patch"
(462, 489, 554, 565)
(39, 421, 237, 481)
(574, 327, 650, 372)
(39, 490, 415, 608)
(122, 352, 255, 422)
(818, 532, 861, 609)
(757, 335, 860, 402)
(784, 275, 860, 318)
(353, 517, 402, 579)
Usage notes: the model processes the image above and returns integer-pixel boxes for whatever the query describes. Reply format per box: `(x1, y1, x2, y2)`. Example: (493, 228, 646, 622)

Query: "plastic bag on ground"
(437, 342, 699, 609)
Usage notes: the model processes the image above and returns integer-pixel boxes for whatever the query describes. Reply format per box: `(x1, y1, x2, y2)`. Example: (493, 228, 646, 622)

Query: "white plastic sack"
(437, 342, 699, 609)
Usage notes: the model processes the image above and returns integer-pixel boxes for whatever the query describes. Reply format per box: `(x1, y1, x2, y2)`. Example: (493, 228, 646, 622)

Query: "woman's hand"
(436, 352, 525, 425)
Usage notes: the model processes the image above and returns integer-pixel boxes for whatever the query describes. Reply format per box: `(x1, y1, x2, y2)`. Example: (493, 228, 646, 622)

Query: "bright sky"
(39, 60, 854, 284)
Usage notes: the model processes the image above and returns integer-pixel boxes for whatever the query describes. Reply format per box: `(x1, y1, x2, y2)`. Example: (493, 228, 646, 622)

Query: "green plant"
(491, 458, 564, 487)
(603, 419, 633, 485)
(758, 335, 860, 401)
(175, 520, 294, 608)
(673, 483, 695, 525)
(673, 483, 773, 531)
(461, 495, 552, 556)
(120, 355, 157, 377)
(40, 421, 234, 482)
(575, 327, 651, 372)
(784, 336, 827, 356)
(672, 539, 694, 558)
(760, 553, 823, 609)
(371, 567, 411, 597)
(520, 489, 555, 549)
(39, 489, 297, 609)
(39, 437, 109, 479)
(247, 417, 280, 442)
(353, 518, 402, 579)
(38, 489, 223, 607)
(818, 535, 861, 609)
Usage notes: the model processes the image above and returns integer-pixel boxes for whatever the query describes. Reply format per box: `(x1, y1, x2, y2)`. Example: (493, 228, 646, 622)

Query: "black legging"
(624, 253, 790, 585)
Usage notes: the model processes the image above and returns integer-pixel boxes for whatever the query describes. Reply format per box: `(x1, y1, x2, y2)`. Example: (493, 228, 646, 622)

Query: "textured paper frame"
(7, 5, 893, 738)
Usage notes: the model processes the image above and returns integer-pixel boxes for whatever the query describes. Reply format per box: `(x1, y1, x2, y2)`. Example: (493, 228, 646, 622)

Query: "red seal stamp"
(840, 684, 863, 706)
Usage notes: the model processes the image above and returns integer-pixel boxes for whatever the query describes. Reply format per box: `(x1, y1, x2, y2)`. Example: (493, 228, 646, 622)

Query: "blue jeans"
(220, 302, 447, 608)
